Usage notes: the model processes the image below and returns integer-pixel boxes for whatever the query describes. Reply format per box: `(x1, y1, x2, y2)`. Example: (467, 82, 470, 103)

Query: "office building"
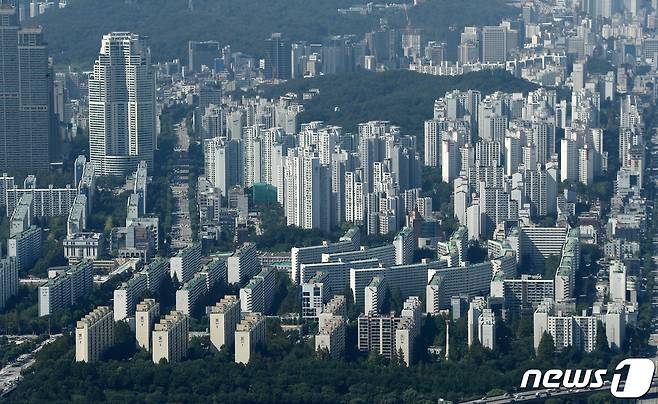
(264, 33, 291, 80)
(0, 6, 52, 175)
(152, 310, 190, 364)
(209, 295, 241, 351)
(235, 313, 267, 364)
(135, 298, 160, 351)
(188, 40, 220, 73)
(75, 306, 114, 363)
(89, 32, 155, 176)
(481, 26, 507, 63)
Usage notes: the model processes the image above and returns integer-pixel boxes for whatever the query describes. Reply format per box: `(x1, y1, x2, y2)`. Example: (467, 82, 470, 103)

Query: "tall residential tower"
(88, 32, 156, 176)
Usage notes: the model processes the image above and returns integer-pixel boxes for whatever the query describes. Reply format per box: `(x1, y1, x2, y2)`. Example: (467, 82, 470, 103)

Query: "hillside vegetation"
(260, 69, 539, 135)
(34, 0, 517, 66)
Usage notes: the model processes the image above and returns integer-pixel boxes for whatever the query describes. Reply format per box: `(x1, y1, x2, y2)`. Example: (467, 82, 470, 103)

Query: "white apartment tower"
(75, 306, 114, 363)
(283, 148, 331, 232)
(88, 32, 156, 176)
(135, 298, 160, 351)
(235, 313, 267, 364)
(209, 295, 241, 351)
(152, 310, 190, 364)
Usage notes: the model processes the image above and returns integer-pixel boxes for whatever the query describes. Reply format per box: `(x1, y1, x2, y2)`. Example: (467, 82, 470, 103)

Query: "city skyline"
(1, 0, 658, 402)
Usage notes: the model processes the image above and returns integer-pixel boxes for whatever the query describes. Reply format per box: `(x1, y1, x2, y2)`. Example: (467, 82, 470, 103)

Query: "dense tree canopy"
(261, 70, 538, 137)
(7, 313, 626, 403)
(35, 0, 516, 67)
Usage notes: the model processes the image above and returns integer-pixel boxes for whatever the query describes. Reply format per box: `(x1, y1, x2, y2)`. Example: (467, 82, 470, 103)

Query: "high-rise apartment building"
(75, 306, 114, 363)
(204, 137, 243, 196)
(0, 257, 17, 311)
(533, 300, 597, 353)
(227, 242, 259, 285)
(239, 268, 276, 314)
(7, 225, 42, 272)
(170, 242, 201, 284)
(209, 295, 241, 351)
(283, 148, 331, 232)
(39, 260, 94, 316)
(235, 313, 266, 364)
(88, 32, 155, 176)
(315, 315, 346, 359)
(152, 310, 190, 364)
(135, 298, 160, 351)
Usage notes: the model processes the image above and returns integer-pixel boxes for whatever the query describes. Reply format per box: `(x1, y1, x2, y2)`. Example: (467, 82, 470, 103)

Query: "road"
(467, 378, 658, 403)
(0, 335, 61, 397)
(170, 120, 193, 250)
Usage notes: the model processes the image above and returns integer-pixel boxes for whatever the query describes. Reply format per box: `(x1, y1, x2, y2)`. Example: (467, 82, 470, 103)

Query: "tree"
(537, 332, 555, 361)
(595, 321, 610, 352)
(543, 255, 561, 280)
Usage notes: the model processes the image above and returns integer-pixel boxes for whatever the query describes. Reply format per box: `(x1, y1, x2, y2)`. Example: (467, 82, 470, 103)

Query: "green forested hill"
(260, 69, 539, 135)
(33, 0, 517, 67)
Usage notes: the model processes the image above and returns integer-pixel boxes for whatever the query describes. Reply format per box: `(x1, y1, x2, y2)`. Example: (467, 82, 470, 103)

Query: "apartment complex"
(135, 298, 160, 351)
(75, 306, 114, 363)
(152, 311, 190, 364)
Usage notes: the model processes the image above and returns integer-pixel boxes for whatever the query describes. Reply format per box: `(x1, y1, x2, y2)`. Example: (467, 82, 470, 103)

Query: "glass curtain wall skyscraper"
(0, 4, 51, 175)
